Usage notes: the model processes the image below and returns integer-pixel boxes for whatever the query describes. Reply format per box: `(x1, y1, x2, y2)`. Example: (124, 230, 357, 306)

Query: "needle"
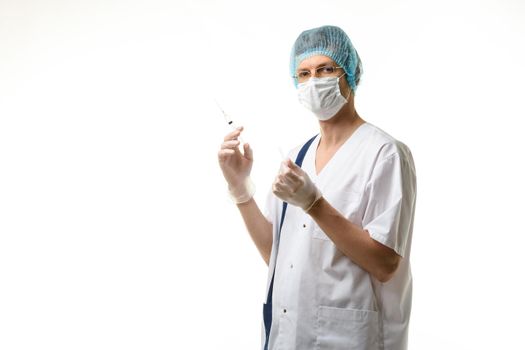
(214, 99, 244, 144)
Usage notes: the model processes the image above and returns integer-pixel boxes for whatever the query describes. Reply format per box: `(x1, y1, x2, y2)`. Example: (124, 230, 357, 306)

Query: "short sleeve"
(362, 150, 417, 257)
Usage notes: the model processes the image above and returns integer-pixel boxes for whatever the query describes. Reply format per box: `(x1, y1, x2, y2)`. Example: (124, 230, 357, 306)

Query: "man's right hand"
(218, 126, 254, 203)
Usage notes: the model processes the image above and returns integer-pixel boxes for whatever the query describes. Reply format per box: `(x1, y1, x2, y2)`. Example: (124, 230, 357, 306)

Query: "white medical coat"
(263, 123, 417, 350)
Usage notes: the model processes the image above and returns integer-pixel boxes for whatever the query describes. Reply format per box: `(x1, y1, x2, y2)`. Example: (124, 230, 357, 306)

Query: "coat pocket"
(314, 306, 380, 350)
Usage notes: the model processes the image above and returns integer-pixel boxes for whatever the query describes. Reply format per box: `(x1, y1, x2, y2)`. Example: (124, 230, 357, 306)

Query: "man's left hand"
(272, 159, 322, 211)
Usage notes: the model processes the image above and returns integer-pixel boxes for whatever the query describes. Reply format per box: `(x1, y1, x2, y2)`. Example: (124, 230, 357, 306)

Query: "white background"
(1, 0, 524, 349)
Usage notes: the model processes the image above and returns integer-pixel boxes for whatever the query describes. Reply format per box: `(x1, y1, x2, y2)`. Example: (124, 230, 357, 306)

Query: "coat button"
(302, 224, 306, 228)
(283, 309, 287, 313)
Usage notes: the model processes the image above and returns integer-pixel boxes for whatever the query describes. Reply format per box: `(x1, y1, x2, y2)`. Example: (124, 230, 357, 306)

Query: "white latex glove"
(272, 159, 322, 211)
(218, 126, 255, 203)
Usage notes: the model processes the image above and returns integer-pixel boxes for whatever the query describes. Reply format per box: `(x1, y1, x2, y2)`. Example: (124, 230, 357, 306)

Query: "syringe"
(215, 99, 286, 162)
(214, 99, 244, 144)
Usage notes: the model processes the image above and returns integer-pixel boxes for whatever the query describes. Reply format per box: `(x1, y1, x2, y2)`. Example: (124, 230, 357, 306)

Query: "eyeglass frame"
(292, 65, 345, 82)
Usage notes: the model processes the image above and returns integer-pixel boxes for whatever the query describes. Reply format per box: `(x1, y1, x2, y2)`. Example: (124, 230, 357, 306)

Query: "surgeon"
(218, 25, 417, 350)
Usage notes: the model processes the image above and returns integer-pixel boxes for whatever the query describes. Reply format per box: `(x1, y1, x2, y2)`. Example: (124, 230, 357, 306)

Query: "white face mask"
(297, 75, 348, 121)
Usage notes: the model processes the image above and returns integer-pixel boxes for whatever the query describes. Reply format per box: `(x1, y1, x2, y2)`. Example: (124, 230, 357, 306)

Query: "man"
(218, 25, 416, 350)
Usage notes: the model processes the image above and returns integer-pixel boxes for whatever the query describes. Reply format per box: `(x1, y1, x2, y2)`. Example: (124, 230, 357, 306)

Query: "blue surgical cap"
(290, 25, 363, 92)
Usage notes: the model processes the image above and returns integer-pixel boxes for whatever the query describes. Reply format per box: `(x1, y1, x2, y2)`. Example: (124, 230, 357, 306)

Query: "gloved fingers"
(286, 158, 306, 176)
(243, 143, 253, 161)
(218, 139, 241, 159)
(278, 173, 302, 192)
(220, 137, 245, 158)
(280, 160, 301, 178)
(285, 158, 298, 169)
(272, 179, 294, 196)
(220, 140, 241, 150)
(223, 126, 244, 142)
(281, 168, 302, 184)
(218, 148, 236, 161)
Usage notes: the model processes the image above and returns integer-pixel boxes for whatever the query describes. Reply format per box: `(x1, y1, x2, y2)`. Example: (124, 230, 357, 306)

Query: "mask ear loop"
(336, 72, 352, 100)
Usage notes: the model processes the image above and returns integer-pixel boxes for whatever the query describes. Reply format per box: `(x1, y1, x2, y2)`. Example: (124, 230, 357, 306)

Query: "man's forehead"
(297, 55, 336, 70)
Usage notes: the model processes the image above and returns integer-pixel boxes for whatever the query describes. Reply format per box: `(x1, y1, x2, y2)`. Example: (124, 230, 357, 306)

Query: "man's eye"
(298, 71, 310, 78)
(319, 66, 335, 74)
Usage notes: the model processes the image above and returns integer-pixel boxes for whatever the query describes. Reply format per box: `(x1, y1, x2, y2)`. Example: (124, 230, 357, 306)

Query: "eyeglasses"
(293, 65, 344, 83)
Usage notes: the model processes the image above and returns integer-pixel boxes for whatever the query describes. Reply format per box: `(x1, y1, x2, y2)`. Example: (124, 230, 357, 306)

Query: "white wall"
(1, 0, 524, 348)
